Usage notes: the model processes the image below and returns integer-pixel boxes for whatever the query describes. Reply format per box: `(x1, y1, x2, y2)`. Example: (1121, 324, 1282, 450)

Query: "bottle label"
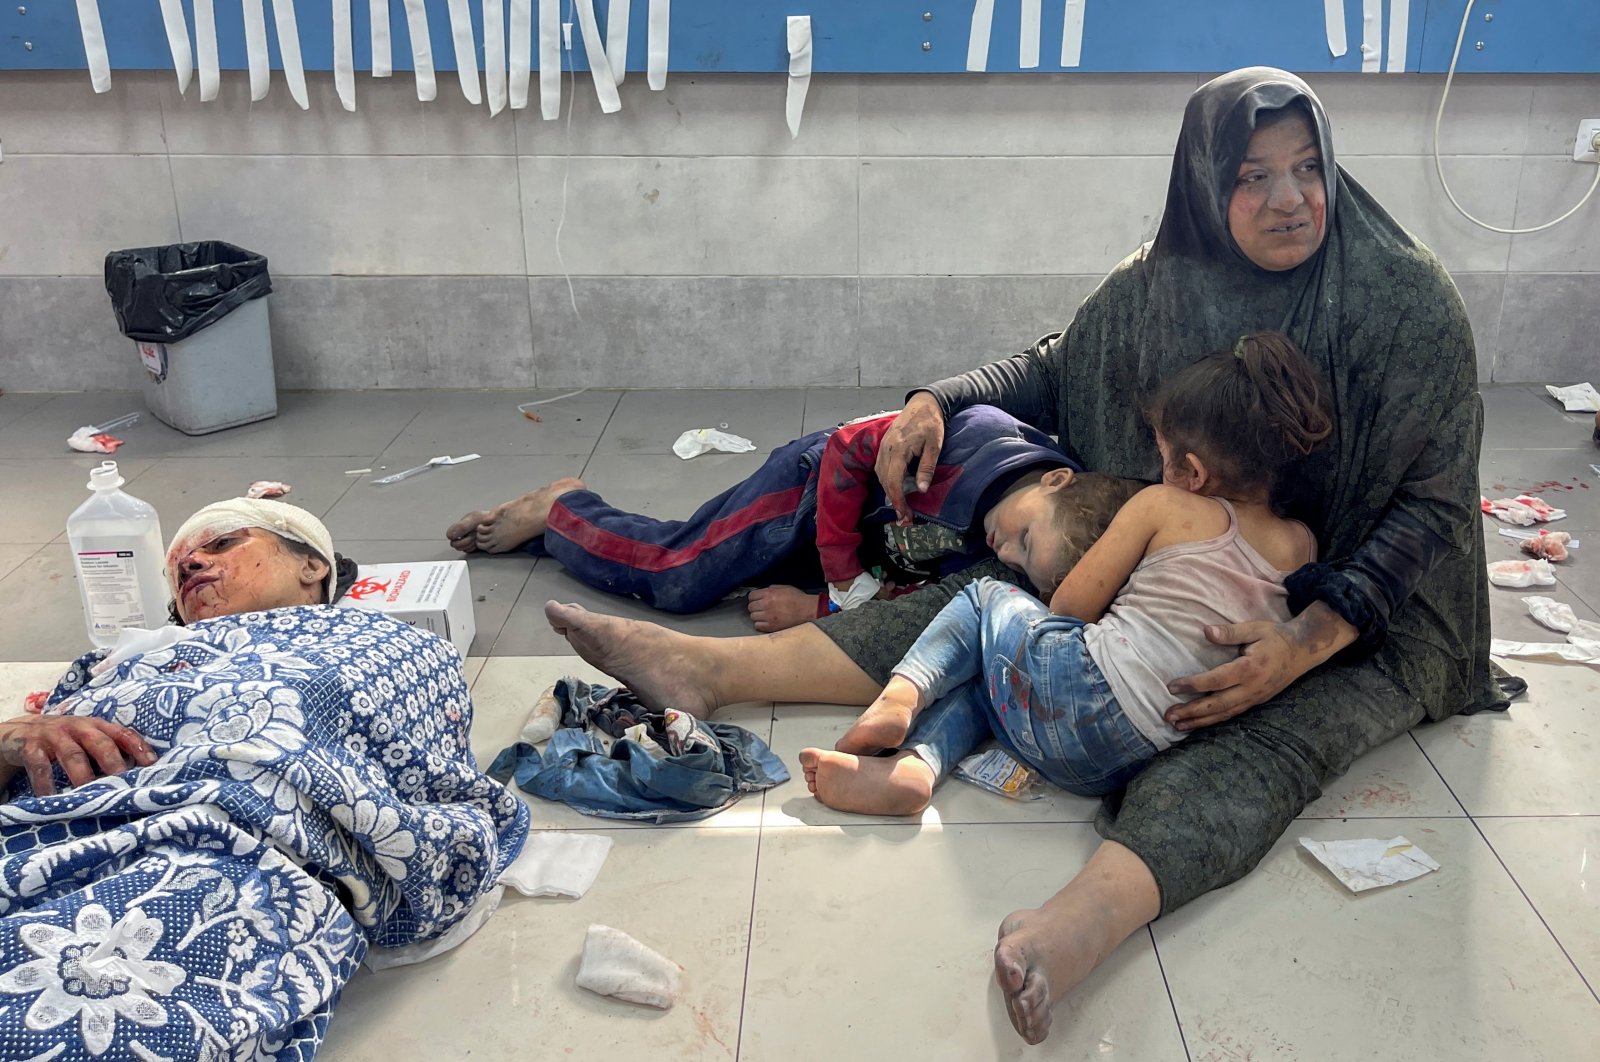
(76, 547, 151, 633)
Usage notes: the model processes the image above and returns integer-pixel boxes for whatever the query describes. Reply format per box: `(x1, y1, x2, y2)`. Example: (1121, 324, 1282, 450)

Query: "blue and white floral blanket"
(0, 605, 529, 1060)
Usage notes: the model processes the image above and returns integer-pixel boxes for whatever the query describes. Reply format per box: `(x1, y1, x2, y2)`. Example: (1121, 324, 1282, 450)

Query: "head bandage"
(166, 498, 337, 604)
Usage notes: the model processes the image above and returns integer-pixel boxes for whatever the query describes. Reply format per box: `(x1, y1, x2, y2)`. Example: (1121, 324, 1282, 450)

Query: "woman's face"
(1226, 113, 1327, 271)
(170, 528, 327, 623)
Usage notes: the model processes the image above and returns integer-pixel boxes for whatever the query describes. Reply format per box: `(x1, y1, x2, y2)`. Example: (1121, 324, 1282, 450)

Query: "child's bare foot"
(447, 478, 586, 554)
(746, 585, 820, 633)
(798, 748, 934, 816)
(834, 676, 921, 755)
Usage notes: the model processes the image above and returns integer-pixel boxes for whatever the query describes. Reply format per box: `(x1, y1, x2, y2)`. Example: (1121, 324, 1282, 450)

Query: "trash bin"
(104, 241, 278, 435)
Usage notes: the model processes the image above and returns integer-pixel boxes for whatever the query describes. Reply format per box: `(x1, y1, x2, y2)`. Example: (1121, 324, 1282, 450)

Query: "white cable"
(553, 0, 581, 320)
(1433, 0, 1599, 234)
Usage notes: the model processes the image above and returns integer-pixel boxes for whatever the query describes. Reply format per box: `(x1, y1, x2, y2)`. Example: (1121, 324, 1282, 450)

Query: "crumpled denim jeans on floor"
(488, 677, 789, 824)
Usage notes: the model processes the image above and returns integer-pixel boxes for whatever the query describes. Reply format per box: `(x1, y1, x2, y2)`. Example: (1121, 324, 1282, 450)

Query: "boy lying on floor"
(447, 405, 1141, 631)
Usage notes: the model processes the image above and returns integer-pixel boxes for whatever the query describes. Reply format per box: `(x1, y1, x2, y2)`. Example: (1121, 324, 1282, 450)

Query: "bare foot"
(991, 841, 1158, 1044)
(747, 585, 820, 633)
(799, 748, 934, 816)
(544, 601, 718, 718)
(834, 676, 921, 755)
(472, 477, 586, 554)
(446, 510, 491, 553)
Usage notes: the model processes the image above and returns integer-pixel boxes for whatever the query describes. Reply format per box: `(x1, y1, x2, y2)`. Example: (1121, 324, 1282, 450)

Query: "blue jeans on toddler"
(893, 577, 1157, 797)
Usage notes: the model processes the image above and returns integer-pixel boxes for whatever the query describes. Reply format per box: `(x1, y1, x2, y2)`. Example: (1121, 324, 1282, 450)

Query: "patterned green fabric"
(817, 69, 1499, 914)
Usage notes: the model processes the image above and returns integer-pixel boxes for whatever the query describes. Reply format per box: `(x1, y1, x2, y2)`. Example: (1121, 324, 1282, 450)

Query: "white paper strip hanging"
(1361, 0, 1382, 72)
(401, 0, 438, 101)
(606, 0, 630, 85)
(371, 0, 393, 77)
(1323, 0, 1348, 57)
(1059, 0, 1086, 68)
(539, 0, 561, 118)
(786, 15, 812, 139)
(1386, 0, 1410, 72)
(510, 0, 533, 107)
(243, 0, 271, 100)
(966, 0, 994, 72)
(647, 0, 670, 90)
(1020, 0, 1041, 69)
(446, 0, 483, 104)
(333, 0, 356, 110)
(270, 0, 310, 109)
(156, 0, 193, 93)
(574, 0, 622, 113)
(485, 0, 508, 115)
(73, 0, 111, 93)
(195, 0, 221, 100)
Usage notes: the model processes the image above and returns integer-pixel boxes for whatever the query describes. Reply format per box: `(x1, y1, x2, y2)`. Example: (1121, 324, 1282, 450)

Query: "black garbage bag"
(104, 241, 272, 343)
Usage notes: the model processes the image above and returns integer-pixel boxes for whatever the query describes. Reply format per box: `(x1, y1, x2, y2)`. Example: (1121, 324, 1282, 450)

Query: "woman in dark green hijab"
(543, 68, 1500, 1044)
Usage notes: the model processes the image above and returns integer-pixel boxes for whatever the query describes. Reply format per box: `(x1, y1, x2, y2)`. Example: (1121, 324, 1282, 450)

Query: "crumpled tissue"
(672, 428, 756, 460)
(1487, 558, 1556, 588)
(1524, 596, 1578, 633)
(1299, 836, 1440, 893)
(1482, 495, 1567, 526)
(67, 426, 125, 454)
(1492, 618, 1600, 667)
(500, 832, 614, 899)
(245, 480, 292, 500)
(575, 924, 682, 1009)
(521, 685, 563, 744)
(828, 570, 882, 611)
(1546, 381, 1600, 413)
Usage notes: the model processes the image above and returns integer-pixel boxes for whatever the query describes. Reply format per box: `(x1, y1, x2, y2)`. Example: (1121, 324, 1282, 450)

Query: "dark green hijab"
(1046, 67, 1497, 718)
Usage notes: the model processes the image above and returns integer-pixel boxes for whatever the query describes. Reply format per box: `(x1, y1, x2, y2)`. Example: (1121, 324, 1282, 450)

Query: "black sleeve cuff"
(1286, 562, 1387, 653)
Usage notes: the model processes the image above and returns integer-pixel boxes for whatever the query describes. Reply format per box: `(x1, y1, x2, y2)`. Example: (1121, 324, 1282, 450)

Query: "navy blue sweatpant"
(525, 429, 832, 613)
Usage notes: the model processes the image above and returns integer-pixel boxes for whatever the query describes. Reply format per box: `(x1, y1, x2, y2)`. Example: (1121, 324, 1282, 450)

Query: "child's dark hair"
(1147, 331, 1332, 498)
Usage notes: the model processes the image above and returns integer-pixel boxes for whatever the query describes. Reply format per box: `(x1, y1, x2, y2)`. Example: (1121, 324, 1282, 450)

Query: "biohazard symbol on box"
(346, 576, 392, 601)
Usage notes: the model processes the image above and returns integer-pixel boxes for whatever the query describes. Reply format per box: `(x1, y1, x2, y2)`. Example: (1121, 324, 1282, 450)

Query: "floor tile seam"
(733, 817, 766, 1062)
(479, 568, 539, 658)
(1146, 924, 1195, 1062)
(1465, 812, 1600, 1006)
(1407, 730, 1473, 818)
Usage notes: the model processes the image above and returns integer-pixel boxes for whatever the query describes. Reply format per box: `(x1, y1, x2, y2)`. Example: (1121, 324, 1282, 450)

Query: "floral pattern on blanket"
(0, 605, 529, 1060)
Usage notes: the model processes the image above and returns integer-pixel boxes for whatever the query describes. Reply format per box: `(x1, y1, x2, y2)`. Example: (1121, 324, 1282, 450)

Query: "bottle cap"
(87, 460, 124, 490)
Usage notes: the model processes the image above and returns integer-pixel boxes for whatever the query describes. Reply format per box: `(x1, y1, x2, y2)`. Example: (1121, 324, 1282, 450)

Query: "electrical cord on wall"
(1433, 0, 1599, 234)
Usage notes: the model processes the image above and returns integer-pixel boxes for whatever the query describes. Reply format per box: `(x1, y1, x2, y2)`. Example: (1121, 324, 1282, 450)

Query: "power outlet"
(1574, 119, 1600, 163)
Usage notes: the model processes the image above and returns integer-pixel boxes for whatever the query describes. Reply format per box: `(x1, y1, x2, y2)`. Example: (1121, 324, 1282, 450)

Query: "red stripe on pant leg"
(548, 487, 808, 573)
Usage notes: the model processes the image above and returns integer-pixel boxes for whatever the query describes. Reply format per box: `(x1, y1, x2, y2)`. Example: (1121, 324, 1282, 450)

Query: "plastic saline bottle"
(66, 461, 167, 647)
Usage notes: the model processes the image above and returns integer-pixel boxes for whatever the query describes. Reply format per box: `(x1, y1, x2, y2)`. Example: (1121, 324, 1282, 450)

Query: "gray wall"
(1, 69, 1596, 391)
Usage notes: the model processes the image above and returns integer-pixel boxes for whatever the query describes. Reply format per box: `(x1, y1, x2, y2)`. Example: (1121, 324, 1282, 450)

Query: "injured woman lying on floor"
(0, 499, 529, 1061)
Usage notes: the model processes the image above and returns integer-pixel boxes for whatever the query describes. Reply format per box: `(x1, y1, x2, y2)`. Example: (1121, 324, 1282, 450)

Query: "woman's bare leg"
(544, 601, 880, 716)
(993, 840, 1160, 1045)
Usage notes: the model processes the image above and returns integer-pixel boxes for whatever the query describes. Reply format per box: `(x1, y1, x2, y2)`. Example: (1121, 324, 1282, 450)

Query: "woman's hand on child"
(1163, 603, 1358, 730)
(876, 393, 946, 525)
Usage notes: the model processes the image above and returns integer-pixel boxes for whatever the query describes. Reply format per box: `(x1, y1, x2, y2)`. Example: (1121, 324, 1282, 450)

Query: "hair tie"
(1233, 336, 1247, 359)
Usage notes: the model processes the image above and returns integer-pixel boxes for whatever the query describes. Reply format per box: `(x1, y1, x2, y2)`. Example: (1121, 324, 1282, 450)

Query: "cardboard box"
(337, 561, 476, 657)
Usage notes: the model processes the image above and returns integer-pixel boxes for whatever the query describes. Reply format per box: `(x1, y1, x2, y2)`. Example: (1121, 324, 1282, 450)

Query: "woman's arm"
(1048, 486, 1164, 622)
(877, 334, 1063, 523)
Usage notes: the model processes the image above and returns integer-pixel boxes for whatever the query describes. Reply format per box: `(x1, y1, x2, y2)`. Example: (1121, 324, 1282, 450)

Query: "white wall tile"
(515, 74, 860, 157)
(529, 276, 860, 387)
(860, 156, 1169, 275)
(170, 156, 526, 276)
(519, 156, 858, 276)
(858, 73, 1197, 157)
(159, 72, 516, 156)
(0, 71, 167, 154)
(1496, 273, 1600, 383)
(1305, 73, 1531, 156)
(0, 155, 180, 276)
(1525, 75, 1600, 158)
(1340, 154, 1519, 272)
(0, 277, 144, 391)
(1507, 156, 1600, 272)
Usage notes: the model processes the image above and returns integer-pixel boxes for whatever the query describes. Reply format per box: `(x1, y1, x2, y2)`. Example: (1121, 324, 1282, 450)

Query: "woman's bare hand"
(1163, 603, 1359, 730)
(0, 714, 157, 796)
(875, 392, 946, 524)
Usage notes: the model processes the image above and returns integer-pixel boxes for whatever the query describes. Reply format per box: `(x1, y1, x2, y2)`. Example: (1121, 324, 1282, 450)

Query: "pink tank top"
(1081, 498, 1315, 751)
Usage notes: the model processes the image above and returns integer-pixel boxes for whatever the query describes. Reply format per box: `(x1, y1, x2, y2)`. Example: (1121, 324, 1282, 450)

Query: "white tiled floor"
(2, 384, 1598, 1058)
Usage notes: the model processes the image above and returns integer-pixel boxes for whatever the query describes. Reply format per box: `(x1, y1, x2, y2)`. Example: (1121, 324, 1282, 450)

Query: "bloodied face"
(168, 527, 329, 623)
